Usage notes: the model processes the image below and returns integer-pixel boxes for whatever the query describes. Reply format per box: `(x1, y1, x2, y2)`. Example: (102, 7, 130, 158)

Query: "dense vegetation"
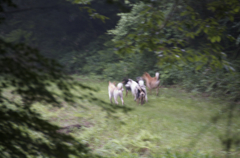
(0, 0, 240, 157)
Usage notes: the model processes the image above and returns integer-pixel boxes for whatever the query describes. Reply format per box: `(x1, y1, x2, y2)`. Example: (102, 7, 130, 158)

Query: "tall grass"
(32, 75, 239, 158)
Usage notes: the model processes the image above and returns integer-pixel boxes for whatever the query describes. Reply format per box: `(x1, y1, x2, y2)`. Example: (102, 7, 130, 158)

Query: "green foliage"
(102, 61, 130, 80)
(108, 0, 240, 71)
(59, 34, 159, 80)
(3, 29, 34, 44)
(0, 39, 132, 157)
(0, 1, 130, 156)
(158, 60, 240, 103)
(0, 39, 93, 157)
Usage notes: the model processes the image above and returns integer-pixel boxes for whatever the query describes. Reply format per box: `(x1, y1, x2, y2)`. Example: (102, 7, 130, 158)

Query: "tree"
(0, 1, 130, 157)
(0, 0, 117, 60)
(109, 0, 240, 70)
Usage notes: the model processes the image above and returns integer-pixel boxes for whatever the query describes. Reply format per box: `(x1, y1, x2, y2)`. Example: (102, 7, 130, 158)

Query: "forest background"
(0, 0, 240, 157)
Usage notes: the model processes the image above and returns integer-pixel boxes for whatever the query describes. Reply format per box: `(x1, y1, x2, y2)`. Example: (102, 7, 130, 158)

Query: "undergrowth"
(31, 76, 240, 158)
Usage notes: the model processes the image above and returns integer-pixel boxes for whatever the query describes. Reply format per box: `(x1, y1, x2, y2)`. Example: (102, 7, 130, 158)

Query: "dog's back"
(108, 82, 116, 93)
(127, 79, 140, 91)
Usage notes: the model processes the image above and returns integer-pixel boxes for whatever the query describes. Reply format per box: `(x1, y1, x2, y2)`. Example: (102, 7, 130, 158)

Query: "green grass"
(32, 76, 238, 158)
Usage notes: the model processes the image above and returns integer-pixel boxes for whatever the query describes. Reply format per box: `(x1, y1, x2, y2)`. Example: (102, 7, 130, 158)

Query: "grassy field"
(32, 76, 236, 158)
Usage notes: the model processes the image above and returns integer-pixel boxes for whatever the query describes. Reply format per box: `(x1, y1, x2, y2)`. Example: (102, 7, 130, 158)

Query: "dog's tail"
(117, 83, 124, 91)
(155, 72, 160, 80)
(138, 80, 145, 87)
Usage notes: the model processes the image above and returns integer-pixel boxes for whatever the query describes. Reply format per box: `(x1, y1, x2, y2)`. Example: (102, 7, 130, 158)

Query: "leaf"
(234, 7, 239, 13)
(195, 64, 202, 70)
(210, 37, 216, 43)
(204, 28, 209, 33)
(236, 34, 240, 45)
(178, 27, 183, 31)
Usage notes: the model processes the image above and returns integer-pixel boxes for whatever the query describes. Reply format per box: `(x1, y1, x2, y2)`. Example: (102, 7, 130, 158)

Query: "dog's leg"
(155, 81, 160, 96)
(109, 96, 113, 104)
(137, 97, 139, 105)
(109, 91, 113, 104)
(141, 96, 144, 105)
(121, 98, 124, 105)
(120, 93, 124, 105)
(134, 89, 138, 101)
(114, 96, 119, 104)
(143, 97, 145, 105)
(113, 91, 119, 104)
(149, 88, 152, 95)
(126, 89, 128, 97)
(156, 85, 159, 96)
(134, 93, 137, 101)
(133, 91, 136, 101)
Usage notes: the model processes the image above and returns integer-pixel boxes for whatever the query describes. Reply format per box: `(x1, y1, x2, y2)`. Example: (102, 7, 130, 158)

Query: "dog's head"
(139, 91, 145, 97)
(136, 76, 143, 82)
(122, 78, 129, 85)
(142, 72, 148, 79)
(137, 76, 143, 80)
(108, 81, 116, 88)
(125, 79, 134, 86)
(139, 91, 145, 105)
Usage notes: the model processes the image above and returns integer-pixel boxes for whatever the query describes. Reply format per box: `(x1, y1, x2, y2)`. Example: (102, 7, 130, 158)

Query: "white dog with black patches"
(108, 81, 124, 105)
(125, 79, 142, 101)
(138, 80, 148, 103)
(122, 78, 132, 97)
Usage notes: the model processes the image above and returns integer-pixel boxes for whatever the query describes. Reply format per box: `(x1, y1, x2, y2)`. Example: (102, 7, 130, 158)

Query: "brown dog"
(142, 72, 160, 95)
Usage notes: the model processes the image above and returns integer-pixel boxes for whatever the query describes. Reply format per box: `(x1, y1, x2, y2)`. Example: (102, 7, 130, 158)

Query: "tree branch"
(159, 0, 179, 30)
(1, 5, 59, 14)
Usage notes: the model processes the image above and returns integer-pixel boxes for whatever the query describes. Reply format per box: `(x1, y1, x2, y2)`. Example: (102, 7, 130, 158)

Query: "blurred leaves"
(0, 38, 132, 157)
(0, 38, 100, 157)
(108, 0, 240, 71)
(1, 0, 240, 156)
(0, 0, 132, 157)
